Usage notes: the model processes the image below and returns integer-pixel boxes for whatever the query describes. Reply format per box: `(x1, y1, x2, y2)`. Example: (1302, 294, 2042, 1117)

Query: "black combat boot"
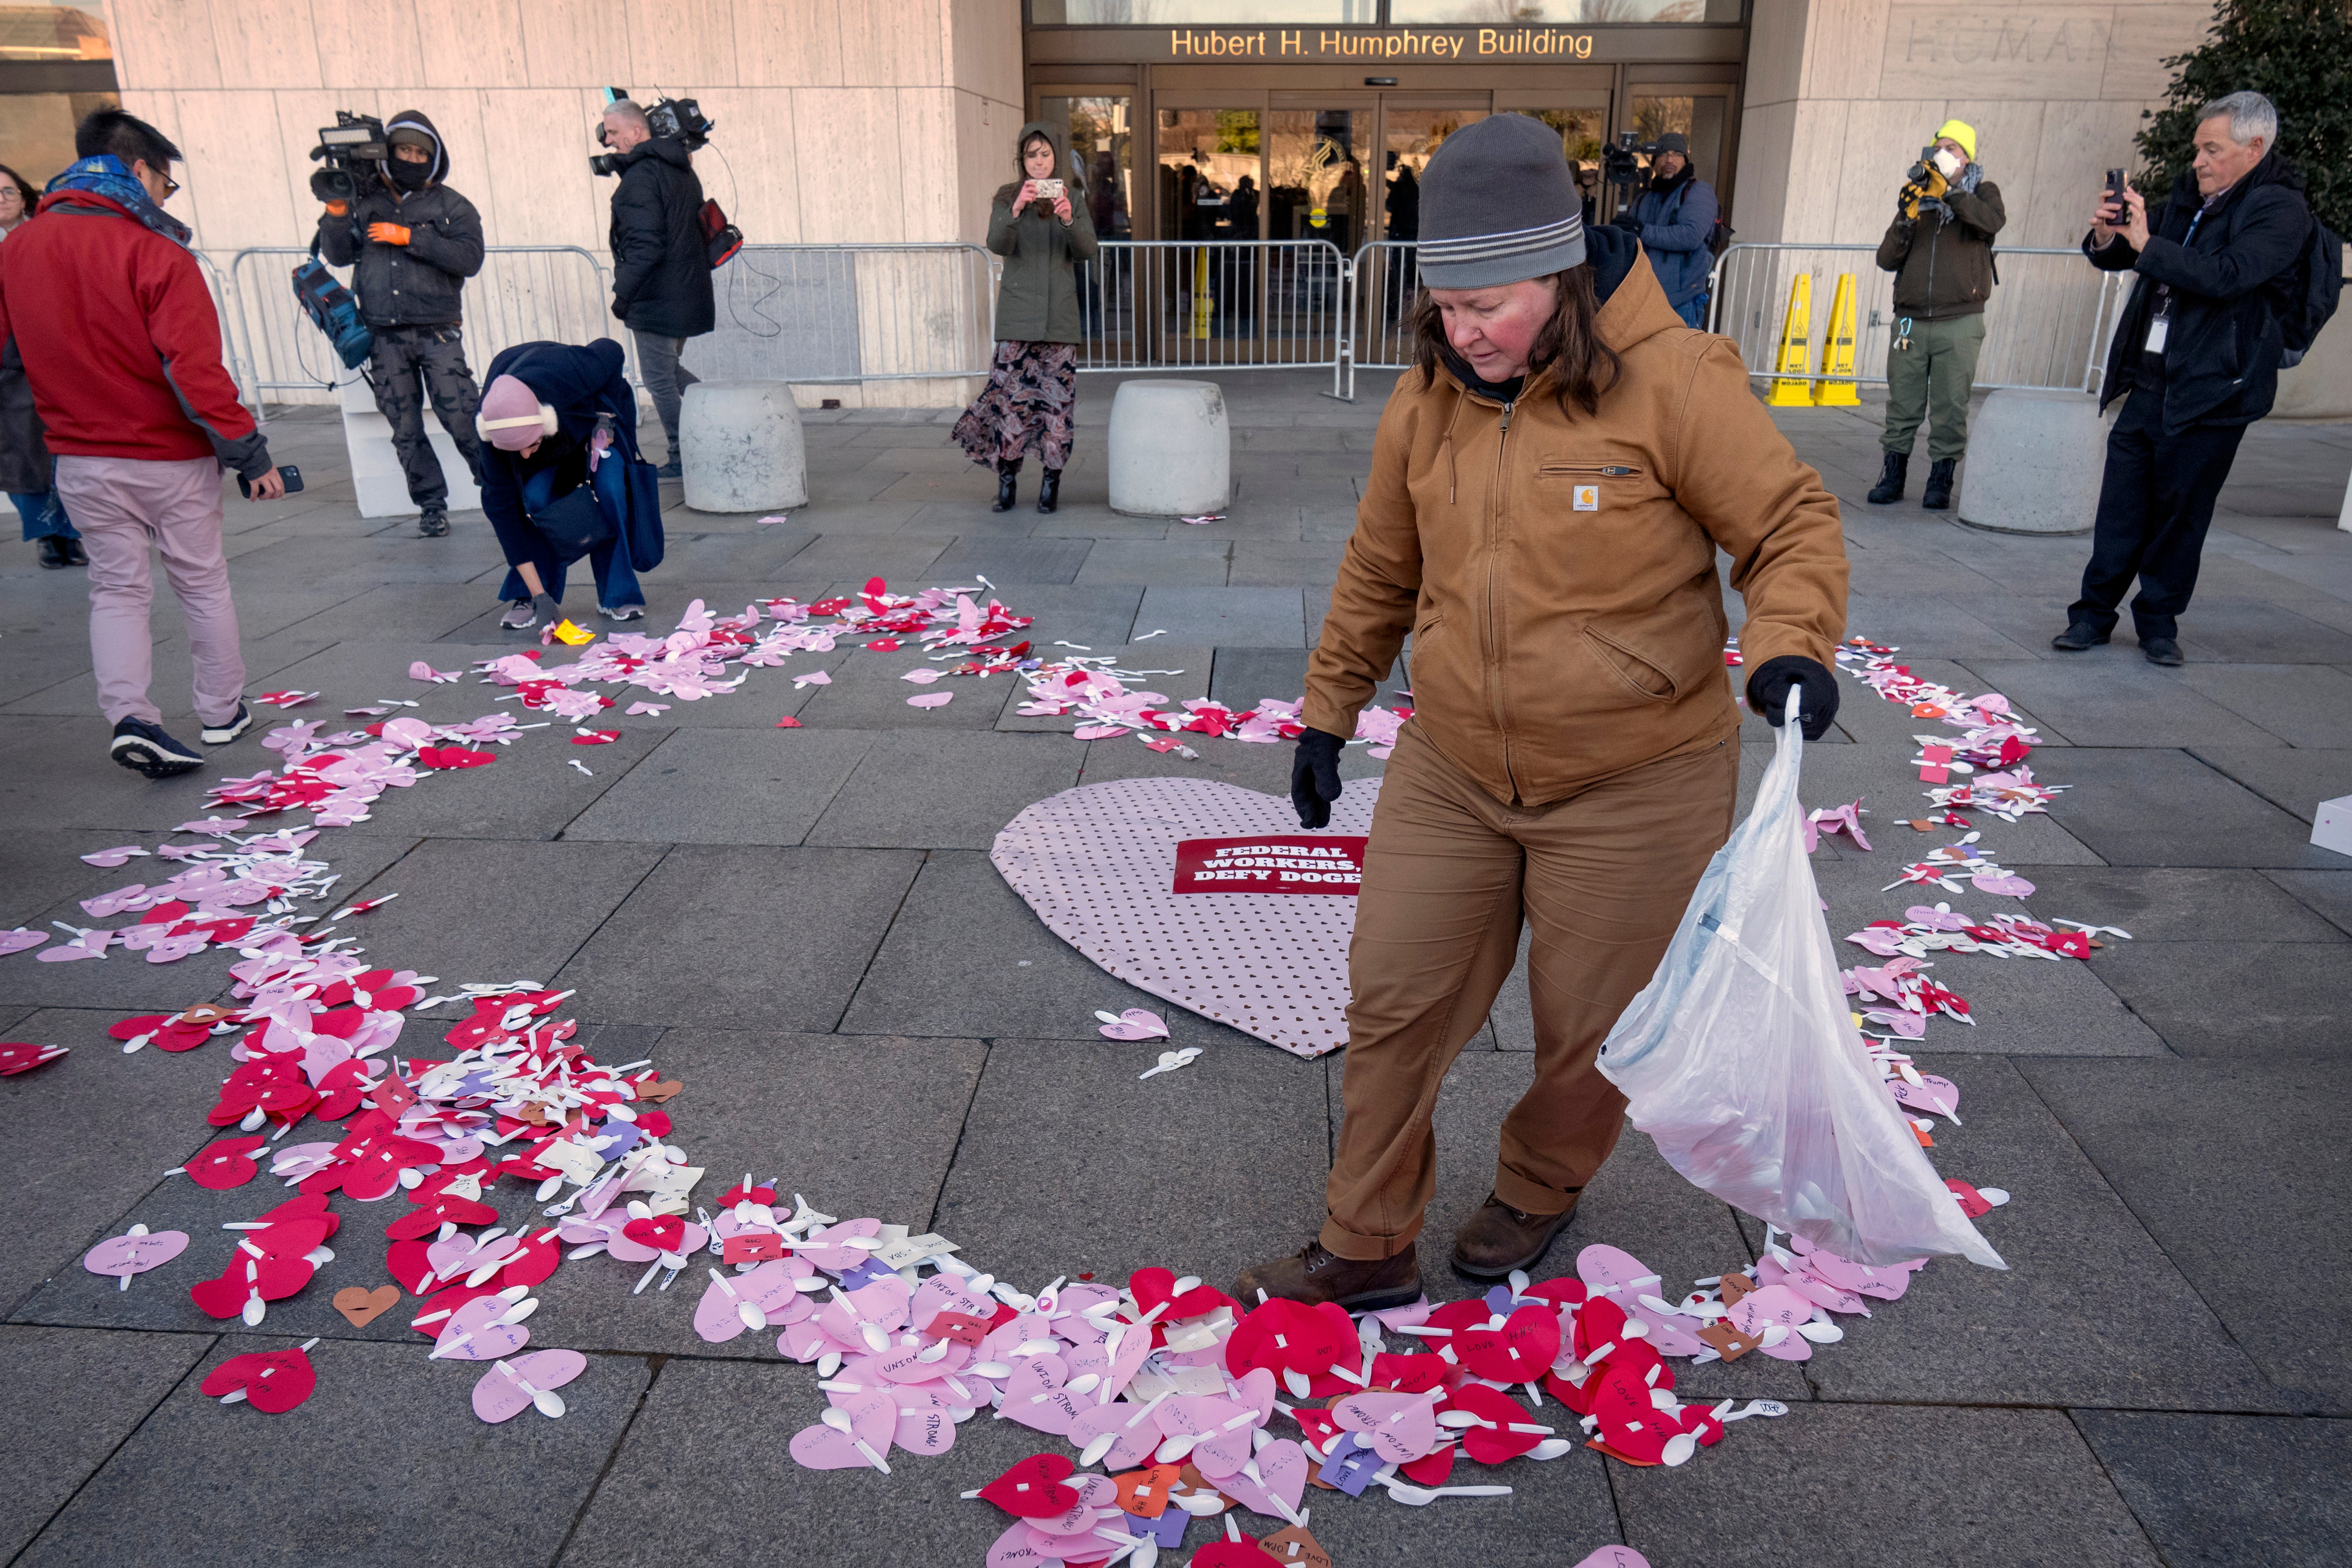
(1035, 468, 1062, 514)
(1921, 458, 1957, 510)
(1866, 451, 1907, 505)
(991, 460, 1020, 512)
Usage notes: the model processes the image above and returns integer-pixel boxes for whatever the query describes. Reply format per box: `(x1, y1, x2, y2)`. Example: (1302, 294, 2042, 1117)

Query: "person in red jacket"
(0, 109, 285, 777)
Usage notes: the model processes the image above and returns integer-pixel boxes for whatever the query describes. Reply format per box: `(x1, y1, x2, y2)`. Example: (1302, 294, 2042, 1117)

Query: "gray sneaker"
(599, 604, 645, 622)
(499, 600, 537, 630)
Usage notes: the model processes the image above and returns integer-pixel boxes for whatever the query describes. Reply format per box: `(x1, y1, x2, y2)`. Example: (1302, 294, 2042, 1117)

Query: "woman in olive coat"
(954, 122, 1097, 514)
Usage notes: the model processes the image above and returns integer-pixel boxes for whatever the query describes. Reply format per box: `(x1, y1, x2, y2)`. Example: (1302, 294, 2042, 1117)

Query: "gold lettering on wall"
(1167, 27, 1593, 61)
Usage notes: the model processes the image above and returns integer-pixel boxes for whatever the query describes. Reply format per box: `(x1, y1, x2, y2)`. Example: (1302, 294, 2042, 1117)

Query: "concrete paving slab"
(838, 850, 1261, 1049)
(1614, 1404, 2162, 1568)
(1795, 1053, 2286, 1411)
(2080, 939, 2352, 1057)
(2016, 866, 2349, 944)
(806, 731, 1083, 850)
(931, 1037, 1329, 1288)
(562, 728, 874, 846)
(2173, 665, 2352, 746)
(1135, 585, 1304, 646)
(1208, 646, 1308, 709)
(14, 1334, 649, 1568)
(557, 845, 920, 1029)
(2191, 746, 2352, 825)
(926, 537, 1095, 584)
(321, 839, 667, 986)
(1075, 539, 1232, 585)
(1229, 541, 1346, 586)
(1957, 659, 2291, 748)
(2025, 1054, 2350, 1409)
(2266, 870, 2352, 936)
(2039, 749, 2333, 868)
(0, 1326, 213, 1562)
(2074, 1412, 2352, 1566)
(789, 646, 1020, 732)
(994, 641, 1211, 733)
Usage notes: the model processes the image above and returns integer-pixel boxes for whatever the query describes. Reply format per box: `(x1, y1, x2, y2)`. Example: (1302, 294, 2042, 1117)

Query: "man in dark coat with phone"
(600, 99, 715, 478)
(2056, 91, 2313, 667)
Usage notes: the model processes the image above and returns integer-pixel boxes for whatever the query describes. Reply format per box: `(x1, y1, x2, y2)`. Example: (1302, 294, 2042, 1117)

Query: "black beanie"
(1415, 114, 1586, 288)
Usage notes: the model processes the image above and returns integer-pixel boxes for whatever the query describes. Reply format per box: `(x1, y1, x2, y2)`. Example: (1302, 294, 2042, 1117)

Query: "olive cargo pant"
(1320, 721, 1739, 1261)
(1880, 313, 1986, 462)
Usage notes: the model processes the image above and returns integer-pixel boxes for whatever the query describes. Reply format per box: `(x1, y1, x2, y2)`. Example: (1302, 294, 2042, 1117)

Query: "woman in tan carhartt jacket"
(1236, 115, 1851, 1311)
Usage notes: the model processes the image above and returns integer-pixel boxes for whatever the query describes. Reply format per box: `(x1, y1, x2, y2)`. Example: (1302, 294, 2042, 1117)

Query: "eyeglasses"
(159, 173, 181, 199)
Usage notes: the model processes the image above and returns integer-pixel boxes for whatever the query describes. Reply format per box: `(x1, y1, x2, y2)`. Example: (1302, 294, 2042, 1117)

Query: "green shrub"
(2135, 0, 2351, 231)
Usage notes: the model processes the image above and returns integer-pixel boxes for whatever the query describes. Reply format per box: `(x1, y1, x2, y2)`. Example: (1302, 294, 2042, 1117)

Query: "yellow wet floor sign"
(1766, 273, 1813, 406)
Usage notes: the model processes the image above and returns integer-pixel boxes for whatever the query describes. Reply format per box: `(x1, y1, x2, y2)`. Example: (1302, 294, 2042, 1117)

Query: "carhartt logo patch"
(1572, 483, 1600, 511)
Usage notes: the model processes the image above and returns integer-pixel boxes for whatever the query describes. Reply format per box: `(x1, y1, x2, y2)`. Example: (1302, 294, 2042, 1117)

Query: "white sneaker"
(600, 604, 645, 622)
(499, 600, 537, 630)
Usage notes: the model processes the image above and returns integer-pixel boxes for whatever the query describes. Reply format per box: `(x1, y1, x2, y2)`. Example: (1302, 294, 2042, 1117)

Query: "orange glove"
(323, 200, 349, 216)
(367, 222, 410, 246)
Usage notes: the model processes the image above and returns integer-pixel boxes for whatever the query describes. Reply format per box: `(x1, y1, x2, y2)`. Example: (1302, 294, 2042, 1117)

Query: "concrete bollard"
(681, 381, 808, 513)
(1955, 388, 2108, 536)
(1108, 379, 1232, 517)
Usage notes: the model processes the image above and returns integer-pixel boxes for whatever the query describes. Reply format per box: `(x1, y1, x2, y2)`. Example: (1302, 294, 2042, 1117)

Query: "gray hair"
(2196, 90, 2278, 149)
(602, 100, 650, 133)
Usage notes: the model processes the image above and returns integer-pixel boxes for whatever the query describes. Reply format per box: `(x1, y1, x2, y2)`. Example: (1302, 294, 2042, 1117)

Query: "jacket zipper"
(1489, 399, 1514, 792)
(1538, 464, 1642, 477)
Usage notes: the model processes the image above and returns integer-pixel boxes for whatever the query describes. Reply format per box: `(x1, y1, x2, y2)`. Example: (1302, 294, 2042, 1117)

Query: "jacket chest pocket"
(1536, 463, 1647, 515)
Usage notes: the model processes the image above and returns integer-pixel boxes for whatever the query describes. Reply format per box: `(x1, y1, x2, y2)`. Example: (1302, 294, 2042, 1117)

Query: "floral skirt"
(954, 341, 1077, 471)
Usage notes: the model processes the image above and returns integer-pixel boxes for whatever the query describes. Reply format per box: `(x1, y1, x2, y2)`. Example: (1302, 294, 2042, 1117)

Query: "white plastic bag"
(1598, 689, 2005, 1269)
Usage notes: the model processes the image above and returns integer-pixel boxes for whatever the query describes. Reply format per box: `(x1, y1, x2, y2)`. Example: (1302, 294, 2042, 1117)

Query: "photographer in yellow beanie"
(1868, 119, 2005, 511)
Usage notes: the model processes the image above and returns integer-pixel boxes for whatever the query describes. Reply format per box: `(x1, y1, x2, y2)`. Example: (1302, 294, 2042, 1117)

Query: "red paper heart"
(1398, 1444, 1455, 1487)
(415, 746, 497, 770)
(185, 1136, 267, 1190)
(499, 1227, 564, 1288)
(199, 1347, 316, 1413)
(1191, 1542, 1280, 1568)
(1131, 1266, 1234, 1325)
(1443, 1383, 1544, 1465)
(385, 1195, 500, 1241)
(1368, 1352, 1452, 1394)
(1457, 1303, 1562, 1383)
(977, 1452, 1080, 1520)
(1585, 1363, 1683, 1466)
(622, 1214, 686, 1252)
(1225, 1296, 1355, 1387)
(188, 1252, 313, 1318)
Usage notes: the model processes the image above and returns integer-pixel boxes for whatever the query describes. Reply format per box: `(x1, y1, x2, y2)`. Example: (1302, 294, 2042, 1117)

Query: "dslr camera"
(590, 92, 717, 177)
(1603, 131, 1661, 192)
(307, 111, 388, 205)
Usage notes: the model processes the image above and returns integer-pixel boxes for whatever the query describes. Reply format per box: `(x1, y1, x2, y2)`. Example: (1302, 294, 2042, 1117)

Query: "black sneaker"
(37, 536, 70, 569)
(201, 701, 253, 745)
(61, 537, 87, 565)
(654, 459, 683, 480)
(110, 717, 205, 778)
(2051, 622, 2108, 653)
(417, 506, 450, 538)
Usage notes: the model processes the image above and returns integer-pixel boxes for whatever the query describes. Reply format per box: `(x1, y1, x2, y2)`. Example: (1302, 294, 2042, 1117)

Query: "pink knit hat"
(475, 374, 552, 451)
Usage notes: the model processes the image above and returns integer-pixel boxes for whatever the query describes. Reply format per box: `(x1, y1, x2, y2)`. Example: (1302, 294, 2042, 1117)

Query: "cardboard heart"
(1260, 1524, 1334, 1568)
(334, 1284, 401, 1327)
(200, 1347, 316, 1413)
(993, 777, 1380, 1057)
(83, 1226, 188, 1281)
(472, 1350, 587, 1422)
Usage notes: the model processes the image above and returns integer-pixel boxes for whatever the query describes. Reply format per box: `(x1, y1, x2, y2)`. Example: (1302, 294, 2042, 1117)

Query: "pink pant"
(53, 454, 244, 728)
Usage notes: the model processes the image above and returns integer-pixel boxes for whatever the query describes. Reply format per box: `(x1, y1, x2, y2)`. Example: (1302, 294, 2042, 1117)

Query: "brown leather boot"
(1451, 1191, 1580, 1279)
(1233, 1239, 1422, 1311)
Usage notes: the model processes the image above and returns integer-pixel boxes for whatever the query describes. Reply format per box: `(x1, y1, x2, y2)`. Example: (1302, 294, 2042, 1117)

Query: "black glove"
(1290, 728, 1346, 829)
(532, 593, 565, 628)
(1613, 213, 1643, 235)
(1745, 654, 1840, 741)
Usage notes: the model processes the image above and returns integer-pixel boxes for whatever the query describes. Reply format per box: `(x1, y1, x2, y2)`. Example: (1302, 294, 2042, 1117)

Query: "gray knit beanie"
(1415, 114, 1586, 288)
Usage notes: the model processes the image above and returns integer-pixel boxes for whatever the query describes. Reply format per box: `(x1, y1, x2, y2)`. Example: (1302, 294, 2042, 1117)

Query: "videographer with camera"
(1611, 132, 1718, 329)
(314, 111, 487, 539)
(1868, 121, 2003, 511)
(2055, 92, 2316, 667)
(599, 98, 715, 479)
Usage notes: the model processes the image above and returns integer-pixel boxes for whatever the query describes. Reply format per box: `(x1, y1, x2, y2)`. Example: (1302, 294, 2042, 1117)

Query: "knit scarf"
(1918, 162, 1984, 227)
(44, 155, 193, 248)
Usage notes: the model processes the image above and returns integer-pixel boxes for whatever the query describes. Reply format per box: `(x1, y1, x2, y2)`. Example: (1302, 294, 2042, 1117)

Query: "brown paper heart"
(333, 1283, 401, 1327)
(635, 1079, 684, 1103)
(991, 778, 1380, 1058)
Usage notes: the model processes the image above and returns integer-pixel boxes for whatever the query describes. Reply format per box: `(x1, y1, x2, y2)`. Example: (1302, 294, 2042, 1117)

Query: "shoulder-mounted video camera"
(590, 92, 716, 177)
(307, 111, 387, 205)
(1603, 131, 1659, 192)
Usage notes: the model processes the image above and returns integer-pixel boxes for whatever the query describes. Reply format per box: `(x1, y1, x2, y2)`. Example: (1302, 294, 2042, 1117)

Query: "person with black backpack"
(600, 99, 715, 480)
(1612, 133, 1719, 331)
(2056, 91, 2321, 667)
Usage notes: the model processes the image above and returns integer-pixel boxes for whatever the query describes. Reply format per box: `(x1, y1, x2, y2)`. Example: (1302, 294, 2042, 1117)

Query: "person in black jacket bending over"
(600, 99, 715, 479)
(316, 111, 487, 538)
(2057, 91, 2313, 667)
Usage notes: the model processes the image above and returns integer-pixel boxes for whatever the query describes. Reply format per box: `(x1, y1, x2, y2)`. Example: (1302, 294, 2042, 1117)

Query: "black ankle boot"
(1867, 451, 1908, 505)
(1035, 468, 1062, 514)
(1921, 458, 1957, 510)
(991, 460, 1020, 512)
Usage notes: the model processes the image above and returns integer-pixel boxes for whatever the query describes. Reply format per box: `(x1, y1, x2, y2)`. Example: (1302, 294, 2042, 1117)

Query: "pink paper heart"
(433, 1295, 531, 1361)
(693, 1260, 811, 1343)
(906, 691, 954, 709)
(1074, 724, 1128, 740)
(1333, 1389, 1438, 1464)
(1162, 1394, 1256, 1475)
(409, 661, 460, 683)
(82, 1226, 189, 1280)
(900, 667, 944, 685)
(1063, 1322, 1150, 1404)
(0, 927, 49, 955)
(1096, 1008, 1169, 1041)
(79, 846, 147, 867)
(471, 1349, 586, 1422)
(426, 1231, 521, 1283)
(892, 1397, 959, 1457)
(787, 1389, 895, 1470)
(1001, 1354, 1085, 1435)
(1576, 1243, 1663, 1303)
(1214, 1436, 1309, 1518)
(795, 1217, 883, 1272)
(1066, 1397, 1164, 1470)
(1971, 871, 2035, 898)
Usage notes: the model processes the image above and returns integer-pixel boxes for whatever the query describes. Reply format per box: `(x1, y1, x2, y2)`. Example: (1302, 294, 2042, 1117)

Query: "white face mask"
(1930, 148, 1965, 182)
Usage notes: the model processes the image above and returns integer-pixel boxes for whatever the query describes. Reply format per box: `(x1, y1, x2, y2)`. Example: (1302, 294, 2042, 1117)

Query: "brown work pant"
(1321, 721, 1738, 1261)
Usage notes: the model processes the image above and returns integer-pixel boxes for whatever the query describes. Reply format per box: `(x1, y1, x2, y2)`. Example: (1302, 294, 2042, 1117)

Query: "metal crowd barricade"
(1705, 242, 2130, 395)
(1330, 241, 1425, 401)
(691, 242, 999, 386)
(221, 244, 615, 410)
(190, 250, 260, 417)
(1073, 240, 1346, 373)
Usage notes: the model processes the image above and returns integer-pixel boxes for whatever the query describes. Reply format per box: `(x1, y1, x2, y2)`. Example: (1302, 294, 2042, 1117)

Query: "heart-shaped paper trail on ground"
(200, 1347, 316, 1413)
(992, 777, 1380, 1058)
(471, 1349, 587, 1423)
